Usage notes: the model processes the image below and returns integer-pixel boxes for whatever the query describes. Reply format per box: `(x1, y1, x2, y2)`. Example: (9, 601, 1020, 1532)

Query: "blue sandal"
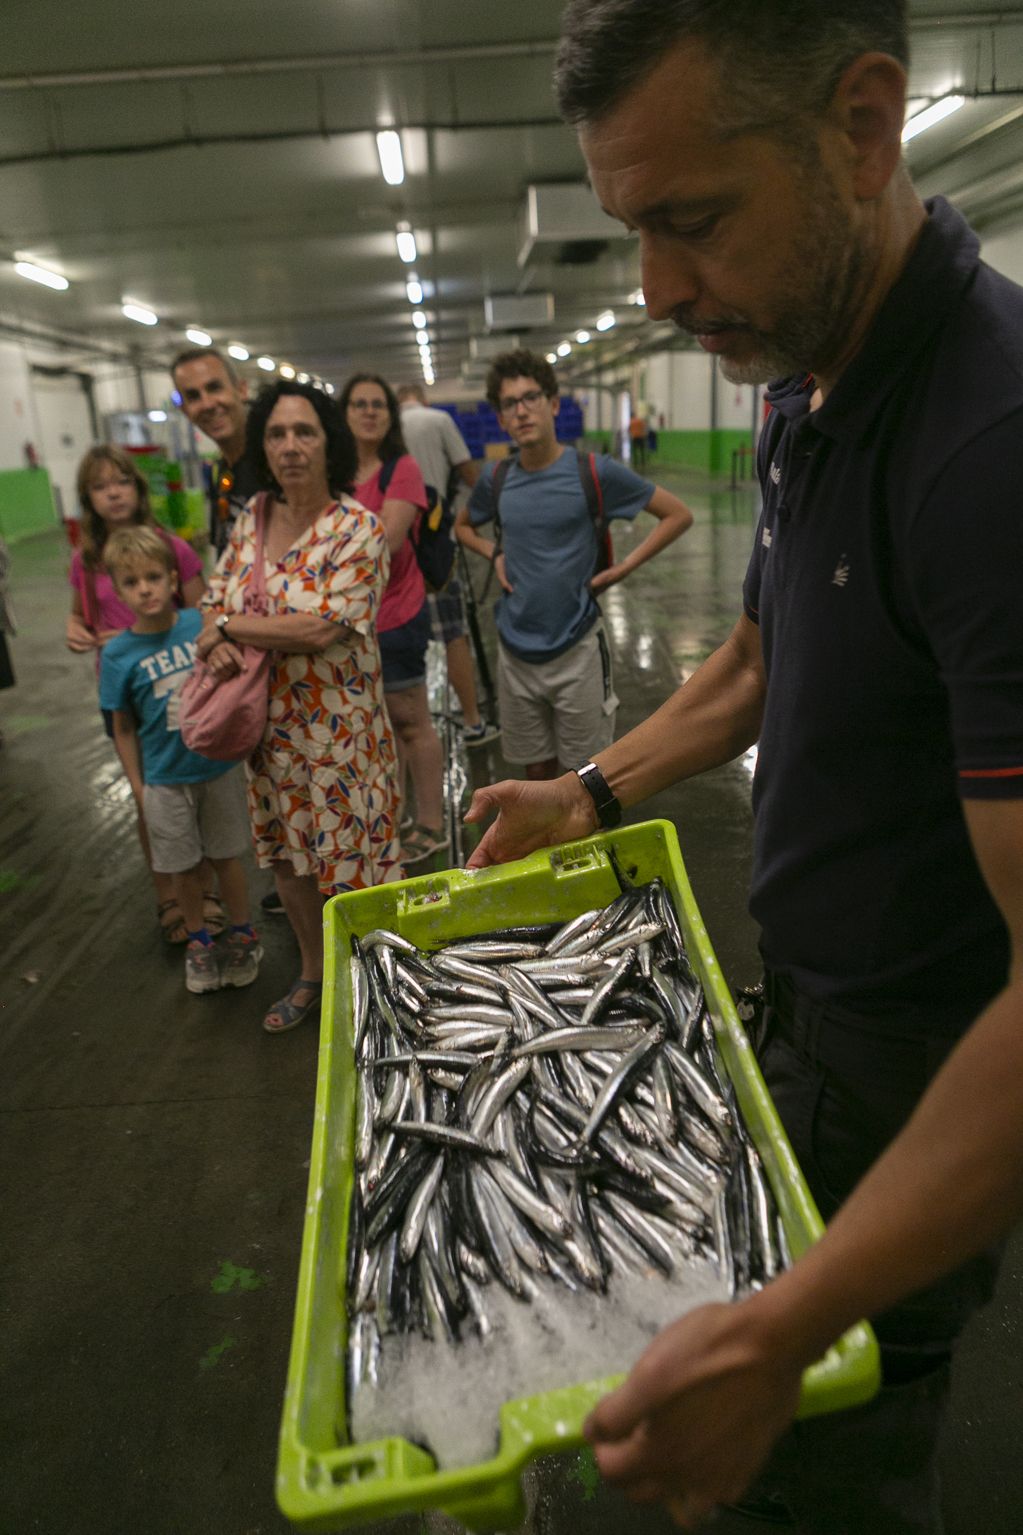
(262, 978, 322, 1034)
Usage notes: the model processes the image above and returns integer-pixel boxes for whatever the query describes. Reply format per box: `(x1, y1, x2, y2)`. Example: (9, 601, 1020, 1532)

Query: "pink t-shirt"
(70, 533, 203, 633)
(354, 456, 427, 633)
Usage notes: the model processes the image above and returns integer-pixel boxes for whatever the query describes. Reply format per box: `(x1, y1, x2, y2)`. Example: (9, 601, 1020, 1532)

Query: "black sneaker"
(260, 888, 285, 915)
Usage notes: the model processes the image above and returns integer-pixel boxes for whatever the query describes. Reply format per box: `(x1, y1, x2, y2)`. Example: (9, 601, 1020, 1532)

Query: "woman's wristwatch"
(214, 612, 231, 639)
(574, 761, 622, 828)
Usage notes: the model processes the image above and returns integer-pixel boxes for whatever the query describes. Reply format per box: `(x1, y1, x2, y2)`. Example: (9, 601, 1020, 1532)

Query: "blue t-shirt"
(99, 609, 232, 786)
(468, 449, 653, 662)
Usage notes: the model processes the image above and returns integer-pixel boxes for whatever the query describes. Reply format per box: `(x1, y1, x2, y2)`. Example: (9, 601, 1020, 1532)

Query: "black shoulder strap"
(378, 457, 399, 497)
(490, 454, 514, 541)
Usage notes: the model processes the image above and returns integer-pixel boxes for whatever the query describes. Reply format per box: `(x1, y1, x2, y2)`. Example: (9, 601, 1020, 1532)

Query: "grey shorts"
(143, 769, 251, 873)
(497, 620, 618, 768)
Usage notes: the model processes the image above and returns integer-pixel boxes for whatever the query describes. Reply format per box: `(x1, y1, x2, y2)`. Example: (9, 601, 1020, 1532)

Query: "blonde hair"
(76, 445, 155, 572)
(104, 525, 177, 585)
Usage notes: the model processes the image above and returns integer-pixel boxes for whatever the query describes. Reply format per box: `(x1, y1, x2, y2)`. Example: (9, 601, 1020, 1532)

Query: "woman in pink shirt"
(66, 445, 212, 942)
(341, 373, 445, 867)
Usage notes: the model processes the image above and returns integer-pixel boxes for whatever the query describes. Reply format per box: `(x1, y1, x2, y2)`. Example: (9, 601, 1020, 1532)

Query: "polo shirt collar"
(765, 196, 981, 440)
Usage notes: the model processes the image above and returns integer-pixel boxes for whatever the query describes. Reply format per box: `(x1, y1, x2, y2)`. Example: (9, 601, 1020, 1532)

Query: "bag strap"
(249, 492, 270, 603)
(480, 455, 514, 601)
(81, 560, 100, 632)
(378, 457, 399, 498)
(576, 449, 607, 557)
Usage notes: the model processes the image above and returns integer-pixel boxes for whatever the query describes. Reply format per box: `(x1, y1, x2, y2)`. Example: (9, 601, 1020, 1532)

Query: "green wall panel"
(0, 469, 59, 543)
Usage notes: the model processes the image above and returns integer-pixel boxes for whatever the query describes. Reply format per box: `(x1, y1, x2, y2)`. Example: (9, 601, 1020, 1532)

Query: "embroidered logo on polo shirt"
(762, 526, 773, 548)
(769, 462, 781, 485)
(832, 554, 850, 588)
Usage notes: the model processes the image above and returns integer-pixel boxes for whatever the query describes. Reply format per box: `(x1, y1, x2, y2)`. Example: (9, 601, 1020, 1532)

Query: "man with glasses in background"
(171, 348, 262, 558)
(455, 348, 692, 780)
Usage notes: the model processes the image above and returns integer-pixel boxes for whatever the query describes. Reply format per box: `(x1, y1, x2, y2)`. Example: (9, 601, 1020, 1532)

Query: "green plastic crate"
(277, 820, 880, 1531)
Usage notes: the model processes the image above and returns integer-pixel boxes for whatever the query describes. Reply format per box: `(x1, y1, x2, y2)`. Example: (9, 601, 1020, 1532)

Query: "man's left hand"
(584, 1300, 805, 1528)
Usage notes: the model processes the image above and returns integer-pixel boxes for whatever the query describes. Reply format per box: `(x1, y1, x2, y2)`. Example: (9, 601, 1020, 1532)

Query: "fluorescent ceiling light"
(546, 352, 558, 364)
(901, 94, 965, 143)
(416, 331, 431, 349)
(324, 383, 335, 395)
(257, 355, 276, 371)
(406, 278, 423, 304)
(147, 409, 168, 423)
(185, 327, 212, 346)
(14, 260, 69, 291)
(396, 224, 417, 264)
(122, 302, 158, 326)
(279, 364, 296, 379)
(575, 330, 592, 344)
(595, 311, 616, 331)
(376, 129, 405, 186)
(411, 310, 427, 329)
(556, 342, 571, 357)
(631, 288, 646, 306)
(297, 372, 310, 384)
(228, 343, 249, 361)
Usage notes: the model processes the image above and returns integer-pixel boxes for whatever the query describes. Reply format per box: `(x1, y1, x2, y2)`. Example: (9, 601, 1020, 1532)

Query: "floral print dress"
(203, 496, 400, 894)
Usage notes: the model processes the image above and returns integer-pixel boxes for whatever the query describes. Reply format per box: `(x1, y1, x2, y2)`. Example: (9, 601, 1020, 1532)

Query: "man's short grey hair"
(169, 345, 241, 386)
(556, 0, 909, 137)
(397, 384, 427, 405)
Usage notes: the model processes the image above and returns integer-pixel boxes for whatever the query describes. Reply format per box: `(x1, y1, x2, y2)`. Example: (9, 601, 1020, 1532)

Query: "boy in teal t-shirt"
(99, 526, 260, 996)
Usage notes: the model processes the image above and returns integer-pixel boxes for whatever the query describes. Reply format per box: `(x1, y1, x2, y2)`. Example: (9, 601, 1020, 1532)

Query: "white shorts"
(497, 620, 618, 768)
(143, 769, 250, 874)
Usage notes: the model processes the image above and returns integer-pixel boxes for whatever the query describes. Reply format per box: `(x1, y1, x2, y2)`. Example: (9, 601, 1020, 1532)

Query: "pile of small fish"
(345, 875, 788, 1395)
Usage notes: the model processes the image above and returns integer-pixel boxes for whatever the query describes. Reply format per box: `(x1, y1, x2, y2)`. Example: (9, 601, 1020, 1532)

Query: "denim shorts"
(379, 600, 432, 693)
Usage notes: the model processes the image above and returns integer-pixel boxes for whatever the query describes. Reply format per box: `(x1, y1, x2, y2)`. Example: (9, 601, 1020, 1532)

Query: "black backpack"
(378, 458, 456, 594)
(490, 448, 612, 574)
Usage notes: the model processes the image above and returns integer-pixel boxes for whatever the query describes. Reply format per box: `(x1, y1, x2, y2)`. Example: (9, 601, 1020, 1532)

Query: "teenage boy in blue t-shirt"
(456, 349, 693, 779)
(99, 526, 260, 996)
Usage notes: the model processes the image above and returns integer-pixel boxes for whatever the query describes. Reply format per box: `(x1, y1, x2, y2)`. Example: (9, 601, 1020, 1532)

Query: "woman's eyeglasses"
(349, 399, 387, 412)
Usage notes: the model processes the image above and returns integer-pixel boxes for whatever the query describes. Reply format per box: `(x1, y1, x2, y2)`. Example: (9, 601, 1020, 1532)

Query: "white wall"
(0, 340, 44, 473)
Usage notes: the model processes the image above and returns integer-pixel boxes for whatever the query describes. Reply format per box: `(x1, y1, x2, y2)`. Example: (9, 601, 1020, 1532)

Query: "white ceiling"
(2, 3, 1023, 392)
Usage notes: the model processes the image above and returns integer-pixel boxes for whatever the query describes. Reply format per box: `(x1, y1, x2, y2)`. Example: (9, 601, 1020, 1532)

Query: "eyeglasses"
(498, 388, 547, 416)
(349, 398, 387, 412)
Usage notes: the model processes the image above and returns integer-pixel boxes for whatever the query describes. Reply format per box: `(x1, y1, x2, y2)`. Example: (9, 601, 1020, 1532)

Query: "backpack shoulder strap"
(490, 454, 513, 539)
(576, 449, 607, 541)
(378, 457, 399, 497)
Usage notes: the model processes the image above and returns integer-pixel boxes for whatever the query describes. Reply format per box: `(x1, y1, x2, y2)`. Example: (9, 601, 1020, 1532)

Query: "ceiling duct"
(483, 294, 554, 331)
(470, 333, 521, 359)
(518, 182, 624, 268)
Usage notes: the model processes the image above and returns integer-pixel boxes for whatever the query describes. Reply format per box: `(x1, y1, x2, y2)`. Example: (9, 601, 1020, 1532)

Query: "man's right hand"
(495, 552, 513, 594)
(464, 772, 598, 868)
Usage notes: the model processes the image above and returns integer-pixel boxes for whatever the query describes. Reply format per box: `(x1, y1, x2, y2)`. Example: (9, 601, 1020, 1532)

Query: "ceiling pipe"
(0, 40, 557, 92)
(0, 14, 1013, 91)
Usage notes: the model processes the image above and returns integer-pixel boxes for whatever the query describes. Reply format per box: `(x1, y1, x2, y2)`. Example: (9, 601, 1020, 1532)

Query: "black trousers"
(743, 972, 1001, 1533)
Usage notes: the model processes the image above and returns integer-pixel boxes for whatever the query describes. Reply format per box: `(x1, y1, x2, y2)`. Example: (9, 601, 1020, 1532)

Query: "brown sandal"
(157, 899, 188, 945)
(202, 892, 226, 936)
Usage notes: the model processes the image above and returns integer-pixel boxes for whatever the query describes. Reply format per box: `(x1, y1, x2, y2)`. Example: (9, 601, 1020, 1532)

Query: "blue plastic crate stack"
(436, 397, 585, 459)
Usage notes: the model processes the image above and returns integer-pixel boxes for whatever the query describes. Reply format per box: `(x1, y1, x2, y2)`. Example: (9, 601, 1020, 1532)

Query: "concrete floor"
(1, 466, 1020, 1534)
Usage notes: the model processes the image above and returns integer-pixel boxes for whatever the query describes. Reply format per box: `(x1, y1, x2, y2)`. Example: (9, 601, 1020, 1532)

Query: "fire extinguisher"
(24, 441, 39, 469)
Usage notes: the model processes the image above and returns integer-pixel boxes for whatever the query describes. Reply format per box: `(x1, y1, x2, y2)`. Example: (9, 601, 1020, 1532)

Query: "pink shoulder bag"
(179, 496, 273, 763)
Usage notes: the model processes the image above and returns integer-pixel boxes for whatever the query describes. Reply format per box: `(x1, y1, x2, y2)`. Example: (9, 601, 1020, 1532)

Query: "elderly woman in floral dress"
(199, 380, 400, 1033)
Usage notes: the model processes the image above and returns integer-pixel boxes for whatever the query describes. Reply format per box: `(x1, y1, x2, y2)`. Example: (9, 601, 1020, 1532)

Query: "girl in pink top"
(66, 445, 212, 943)
(342, 372, 446, 867)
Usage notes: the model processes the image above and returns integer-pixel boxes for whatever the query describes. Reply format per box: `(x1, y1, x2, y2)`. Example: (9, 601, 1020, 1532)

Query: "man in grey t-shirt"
(397, 385, 498, 747)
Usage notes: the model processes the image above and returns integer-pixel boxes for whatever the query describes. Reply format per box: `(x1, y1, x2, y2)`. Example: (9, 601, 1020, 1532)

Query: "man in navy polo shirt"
(466, 1, 1023, 1528)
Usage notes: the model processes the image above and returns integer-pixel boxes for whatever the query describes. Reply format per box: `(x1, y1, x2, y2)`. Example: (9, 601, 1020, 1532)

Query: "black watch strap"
(575, 761, 622, 828)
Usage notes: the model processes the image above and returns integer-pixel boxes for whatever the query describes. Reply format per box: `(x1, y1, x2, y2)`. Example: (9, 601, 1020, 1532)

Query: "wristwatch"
(215, 612, 231, 637)
(575, 761, 622, 828)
